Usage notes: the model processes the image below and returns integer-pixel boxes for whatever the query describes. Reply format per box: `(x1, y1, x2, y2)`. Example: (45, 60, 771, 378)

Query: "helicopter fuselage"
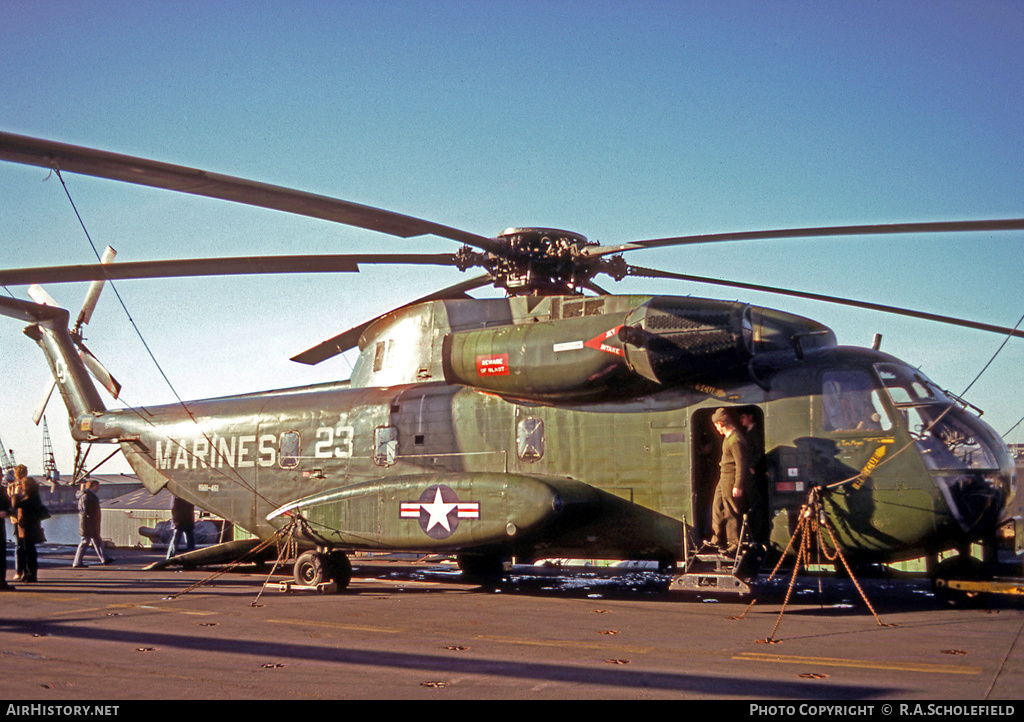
(57, 294, 1013, 566)
(2, 133, 1021, 586)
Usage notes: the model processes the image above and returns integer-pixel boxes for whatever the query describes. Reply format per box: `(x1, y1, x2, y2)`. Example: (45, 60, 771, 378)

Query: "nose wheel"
(293, 549, 352, 591)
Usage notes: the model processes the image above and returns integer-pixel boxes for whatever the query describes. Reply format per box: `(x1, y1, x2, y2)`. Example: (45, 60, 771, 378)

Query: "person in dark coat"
(738, 406, 769, 545)
(0, 480, 13, 590)
(73, 479, 113, 567)
(709, 408, 749, 555)
(166, 495, 196, 560)
(11, 466, 47, 583)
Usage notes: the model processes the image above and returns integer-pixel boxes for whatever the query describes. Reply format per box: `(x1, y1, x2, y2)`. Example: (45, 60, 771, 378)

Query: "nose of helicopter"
(933, 470, 1009, 536)
(928, 406, 1014, 537)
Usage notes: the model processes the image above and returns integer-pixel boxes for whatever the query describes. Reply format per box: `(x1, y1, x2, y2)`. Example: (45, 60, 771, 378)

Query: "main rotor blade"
(0, 253, 461, 285)
(592, 219, 1024, 255)
(0, 295, 70, 325)
(291, 273, 494, 365)
(581, 279, 613, 296)
(627, 265, 1024, 340)
(0, 132, 499, 253)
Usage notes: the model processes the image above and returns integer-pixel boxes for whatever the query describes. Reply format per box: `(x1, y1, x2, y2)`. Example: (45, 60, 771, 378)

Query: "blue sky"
(1, 0, 1022, 475)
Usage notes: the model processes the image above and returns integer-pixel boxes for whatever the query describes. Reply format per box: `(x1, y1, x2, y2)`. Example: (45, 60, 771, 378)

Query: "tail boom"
(0, 296, 106, 421)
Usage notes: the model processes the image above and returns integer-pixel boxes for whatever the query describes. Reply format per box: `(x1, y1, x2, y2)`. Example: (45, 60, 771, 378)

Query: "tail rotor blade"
(27, 284, 59, 308)
(32, 378, 56, 426)
(76, 246, 117, 329)
(77, 341, 122, 399)
(26, 253, 122, 399)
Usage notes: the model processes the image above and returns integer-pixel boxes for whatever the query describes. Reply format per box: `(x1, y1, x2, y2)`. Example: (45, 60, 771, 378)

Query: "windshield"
(822, 369, 893, 432)
(874, 363, 952, 405)
(875, 362, 1011, 534)
(875, 363, 998, 471)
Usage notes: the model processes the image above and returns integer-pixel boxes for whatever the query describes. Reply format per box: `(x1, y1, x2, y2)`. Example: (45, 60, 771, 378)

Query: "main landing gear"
(457, 553, 508, 585)
(293, 549, 353, 592)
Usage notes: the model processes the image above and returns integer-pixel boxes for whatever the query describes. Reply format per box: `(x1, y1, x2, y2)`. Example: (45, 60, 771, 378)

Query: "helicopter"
(0, 130, 1021, 592)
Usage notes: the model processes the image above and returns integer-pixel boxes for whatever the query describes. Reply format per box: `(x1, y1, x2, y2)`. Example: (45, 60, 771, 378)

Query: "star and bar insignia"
(400, 484, 480, 539)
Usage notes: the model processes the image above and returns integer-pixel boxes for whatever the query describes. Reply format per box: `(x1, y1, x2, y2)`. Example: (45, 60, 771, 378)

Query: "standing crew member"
(166, 495, 196, 561)
(709, 408, 749, 555)
(11, 465, 47, 583)
(0, 480, 13, 590)
(73, 479, 114, 567)
(738, 406, 769, 545)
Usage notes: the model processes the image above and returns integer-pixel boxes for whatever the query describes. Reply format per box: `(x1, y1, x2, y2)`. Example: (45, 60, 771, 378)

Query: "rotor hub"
(497, 228, 592, 255)
(480, 228, 598, 295)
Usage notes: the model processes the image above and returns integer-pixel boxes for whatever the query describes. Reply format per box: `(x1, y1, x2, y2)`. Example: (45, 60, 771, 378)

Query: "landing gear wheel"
(325, 551, 352, 591)
(293, 550, 327, 587)
(930, 555, 990, 608)
(293, 550, 351, 592)
(457, 554, 506, 586)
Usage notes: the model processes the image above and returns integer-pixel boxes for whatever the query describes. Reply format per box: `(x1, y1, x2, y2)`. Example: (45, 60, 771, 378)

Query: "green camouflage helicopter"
(1, 131, 1021, 592)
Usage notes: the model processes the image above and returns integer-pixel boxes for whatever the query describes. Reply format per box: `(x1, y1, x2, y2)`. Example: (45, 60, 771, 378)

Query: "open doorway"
(690, 405, 766, 545)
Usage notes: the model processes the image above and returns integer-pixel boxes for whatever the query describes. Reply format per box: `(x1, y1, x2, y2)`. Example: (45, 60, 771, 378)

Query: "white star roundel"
(399, 484, 480, 539)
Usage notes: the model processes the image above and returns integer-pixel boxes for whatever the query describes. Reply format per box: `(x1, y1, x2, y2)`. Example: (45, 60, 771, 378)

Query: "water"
(43, 513, 82, 545)
(2, 513, 81, 546)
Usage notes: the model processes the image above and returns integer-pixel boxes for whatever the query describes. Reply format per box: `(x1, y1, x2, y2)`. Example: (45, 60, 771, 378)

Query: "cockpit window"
(875, 363, 997, 471)
(899, 405, 999, 470)
(822, 370, 893, 432)
(874, 363, 952, 405)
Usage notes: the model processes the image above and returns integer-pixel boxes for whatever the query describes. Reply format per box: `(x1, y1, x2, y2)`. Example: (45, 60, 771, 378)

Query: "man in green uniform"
(709, 408, 749, 554)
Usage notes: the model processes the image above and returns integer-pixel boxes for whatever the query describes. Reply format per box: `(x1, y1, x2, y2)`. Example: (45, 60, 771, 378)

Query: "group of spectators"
(0, 464, 49, 588)
(1, 466, 194, 590)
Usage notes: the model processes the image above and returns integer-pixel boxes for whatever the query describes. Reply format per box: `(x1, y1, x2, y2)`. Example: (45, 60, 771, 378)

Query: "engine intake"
(622, 298, 754, 385)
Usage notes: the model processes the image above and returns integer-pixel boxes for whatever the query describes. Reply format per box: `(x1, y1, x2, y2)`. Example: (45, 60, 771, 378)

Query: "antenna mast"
(42, 417, 60, 484)
(0, 436, 14, 483)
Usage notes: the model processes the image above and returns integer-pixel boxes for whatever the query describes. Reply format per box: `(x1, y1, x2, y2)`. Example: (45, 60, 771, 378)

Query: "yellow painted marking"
(46, 602, 215, 618)
(852, 444, 889, 490)
(133, 604, 217, 617)
(46, 606, 122, 617)
(11, 593, 83, 604)
(474, 634, 651, 654)
(735, 652, 980, 675)
(367, 578, 451, 587)
(265, 621, 646, 653)
(942, 579, 1024, 595)
(266, 618, 402, 634)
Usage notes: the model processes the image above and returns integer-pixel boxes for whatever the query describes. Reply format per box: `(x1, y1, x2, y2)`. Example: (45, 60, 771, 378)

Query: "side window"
(373, 341, 387, 372)
(279, 431, 301, 468)
(822, 371, 893, 432)
(374, 425, 398, 466)
(517, 418, 544, 461)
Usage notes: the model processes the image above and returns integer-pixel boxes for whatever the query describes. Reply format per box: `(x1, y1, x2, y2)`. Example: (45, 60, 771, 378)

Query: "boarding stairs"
(669, 516, 755, 594)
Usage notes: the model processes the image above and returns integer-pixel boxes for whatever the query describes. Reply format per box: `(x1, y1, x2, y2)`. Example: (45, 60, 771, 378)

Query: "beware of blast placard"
(476, 353, 510, 376)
